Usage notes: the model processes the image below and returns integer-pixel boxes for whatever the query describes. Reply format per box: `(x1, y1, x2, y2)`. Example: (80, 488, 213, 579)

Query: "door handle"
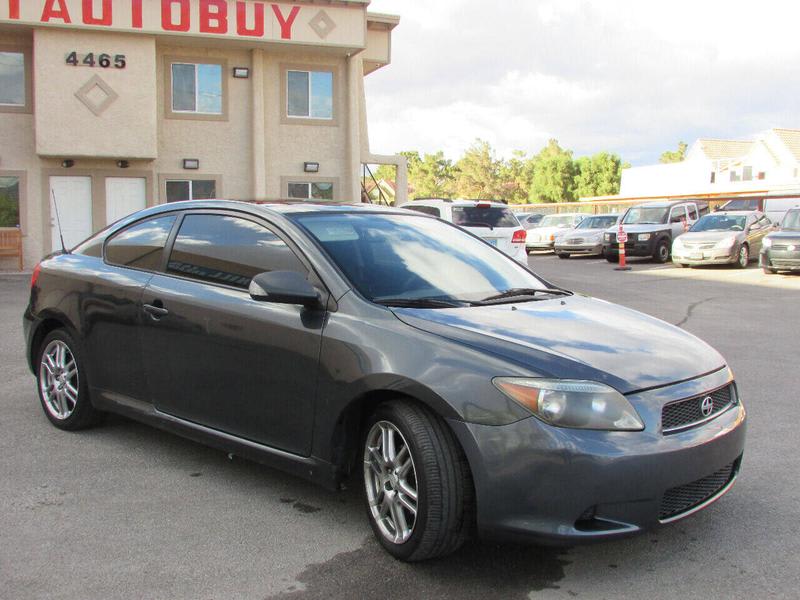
(143, 303, 169, 320)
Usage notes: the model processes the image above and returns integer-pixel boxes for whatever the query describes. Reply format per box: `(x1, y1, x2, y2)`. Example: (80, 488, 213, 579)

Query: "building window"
(171, 63, 223, 114)
(730, 171, 740, 182)
(287, 70, 333, 119)
(166, 180, 217, 202)
(759, 171, 767, 180)
(0, 176, 20, 227)
(710, 172, 716, 184)
(288, 182, 334, 201)
(0, 52, 25, 107)
(743, 166, 753, 181)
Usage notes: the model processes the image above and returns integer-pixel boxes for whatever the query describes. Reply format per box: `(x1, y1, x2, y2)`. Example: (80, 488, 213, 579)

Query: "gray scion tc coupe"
(24, 201, 746, 561)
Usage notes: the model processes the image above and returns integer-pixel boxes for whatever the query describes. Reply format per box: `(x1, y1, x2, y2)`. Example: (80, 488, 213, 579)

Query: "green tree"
(499, 150, 536, 204)
(453, 139, 504, 199)
(530, 139, 575, 203)
(409, 151, 456, 198)
(573, 152, 623, 199)
(660, 141, 687, 163)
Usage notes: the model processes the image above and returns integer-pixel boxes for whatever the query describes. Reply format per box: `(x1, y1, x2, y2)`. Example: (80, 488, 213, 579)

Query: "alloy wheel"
(738, 245, 749, 268)
(39, 340, 79, 420)
(363, 421, 419, 544)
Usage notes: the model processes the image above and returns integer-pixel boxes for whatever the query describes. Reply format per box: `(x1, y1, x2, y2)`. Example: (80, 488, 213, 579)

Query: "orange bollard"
(615, 227, 632, 271)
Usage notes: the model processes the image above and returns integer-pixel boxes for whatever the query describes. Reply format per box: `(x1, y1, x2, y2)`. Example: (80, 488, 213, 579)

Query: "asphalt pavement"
(1, 256, 798, 599)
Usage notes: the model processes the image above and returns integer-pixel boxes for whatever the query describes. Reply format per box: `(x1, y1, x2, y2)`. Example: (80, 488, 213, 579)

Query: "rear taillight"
(476, 202, 491, 209)
(512, 229, 527, 244)
(31, 263, 41, 288)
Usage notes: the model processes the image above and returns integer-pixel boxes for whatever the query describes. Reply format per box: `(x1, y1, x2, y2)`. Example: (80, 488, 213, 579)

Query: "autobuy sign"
(0, 0, 362, 45)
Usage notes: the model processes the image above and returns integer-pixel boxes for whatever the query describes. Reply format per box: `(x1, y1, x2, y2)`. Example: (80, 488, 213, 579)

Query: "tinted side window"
(405, 205, 441, 218)
(167, 214, 305, 289)
(105, 215, 176, 270)
(688, 205, 698, 220)
(452, 207, 519, 228)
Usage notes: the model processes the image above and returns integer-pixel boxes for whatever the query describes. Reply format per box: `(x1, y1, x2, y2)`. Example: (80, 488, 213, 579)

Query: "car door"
(139, 211, 327, 456)
(748, 216, 769, 253)
(82, 214, 178, 404)
(670, 205, 689, 237)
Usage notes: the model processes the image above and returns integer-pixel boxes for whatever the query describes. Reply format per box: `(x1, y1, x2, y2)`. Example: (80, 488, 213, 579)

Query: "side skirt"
(92, 390, 340, 491)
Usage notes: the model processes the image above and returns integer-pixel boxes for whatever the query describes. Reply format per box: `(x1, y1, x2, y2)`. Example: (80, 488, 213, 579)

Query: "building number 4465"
(65, 52, 127, 69)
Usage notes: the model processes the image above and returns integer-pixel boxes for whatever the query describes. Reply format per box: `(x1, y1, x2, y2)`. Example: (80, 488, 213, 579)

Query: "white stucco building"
(620, 128, 800, 198)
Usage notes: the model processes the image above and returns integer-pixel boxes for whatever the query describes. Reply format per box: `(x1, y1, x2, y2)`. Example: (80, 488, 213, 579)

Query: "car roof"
(142, 199, 413, 218)
(540, 212, 586, 217)
(406, 198, 509, 207)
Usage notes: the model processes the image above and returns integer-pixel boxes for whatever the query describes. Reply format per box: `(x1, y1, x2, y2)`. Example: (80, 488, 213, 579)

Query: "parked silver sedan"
(672, 210, 773, 268)
(555, 214, 621, 259)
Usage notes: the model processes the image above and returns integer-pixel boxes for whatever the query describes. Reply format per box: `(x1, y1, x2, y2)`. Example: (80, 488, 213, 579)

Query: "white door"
(106, 177, 147, 225)
(50, 176, 92, 251)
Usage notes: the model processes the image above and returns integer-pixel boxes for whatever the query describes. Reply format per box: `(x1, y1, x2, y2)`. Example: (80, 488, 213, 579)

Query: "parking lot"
(1, 255, 799, 600)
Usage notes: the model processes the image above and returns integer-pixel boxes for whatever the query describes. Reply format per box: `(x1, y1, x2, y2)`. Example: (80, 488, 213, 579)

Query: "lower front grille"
(659, 460, 737, 521)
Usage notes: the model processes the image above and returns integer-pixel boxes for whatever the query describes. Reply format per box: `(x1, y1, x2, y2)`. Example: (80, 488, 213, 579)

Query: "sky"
(364, 0, 800, 166)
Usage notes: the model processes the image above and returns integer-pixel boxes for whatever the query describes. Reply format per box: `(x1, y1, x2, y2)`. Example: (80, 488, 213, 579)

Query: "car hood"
(679, 231, 743, 242)
(392, 295, 726, 395)
(530, 226, 569, 237)
(606, 224, 669, 234)
(767, 230, 800, 242)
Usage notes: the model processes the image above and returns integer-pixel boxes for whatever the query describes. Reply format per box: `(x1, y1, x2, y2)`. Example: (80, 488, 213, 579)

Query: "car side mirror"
(249, 271, 322, 308)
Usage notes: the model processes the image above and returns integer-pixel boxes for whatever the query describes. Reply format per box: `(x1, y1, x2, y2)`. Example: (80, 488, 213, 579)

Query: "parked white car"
(554, 214, 621, 258)
(401, 199, 528, 264)
(526, 213, 586, 253)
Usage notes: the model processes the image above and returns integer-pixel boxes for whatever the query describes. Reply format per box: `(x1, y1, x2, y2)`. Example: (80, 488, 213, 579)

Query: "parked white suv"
(401, 199, 528, 264)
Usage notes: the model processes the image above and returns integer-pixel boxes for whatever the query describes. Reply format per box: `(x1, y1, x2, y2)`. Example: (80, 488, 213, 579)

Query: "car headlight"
(673, 237, 684, 248)
(716, 236, 737, 249)
(604, 233, 611, 241)
(493, 378, 644, 431)
(638, 233, 651, 241)
(588, 233, 602, 242)
(763, 237, 773, 248)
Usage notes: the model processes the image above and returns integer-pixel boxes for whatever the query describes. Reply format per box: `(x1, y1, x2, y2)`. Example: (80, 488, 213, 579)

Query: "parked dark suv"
(604, 200, 709, 263)
(24, 201, 745, 561)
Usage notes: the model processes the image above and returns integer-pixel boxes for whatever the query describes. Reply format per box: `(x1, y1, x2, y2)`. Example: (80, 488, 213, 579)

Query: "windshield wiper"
(374, 297, 466, 309)
(475, 287, 573, 304)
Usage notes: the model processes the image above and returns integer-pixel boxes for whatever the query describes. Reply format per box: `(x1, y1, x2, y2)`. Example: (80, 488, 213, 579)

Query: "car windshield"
(623, 207, 669, 225)
(451, 206, 519, 228)
(690, 214, 747, 232)
(576, 216, 617, 230)
(782, 210, 800, 230)
(539, 215, 576, 227)
(294, 213, 549, 304)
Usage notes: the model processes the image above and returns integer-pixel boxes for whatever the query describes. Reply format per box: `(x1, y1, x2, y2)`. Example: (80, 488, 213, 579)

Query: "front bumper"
(673, 246, 738, 266)
(603, 238, 657, 257)
(761, 248, 800, 271)
(448, 368, 746, 544)
(527, 241, 556, 251)
(554, 242, 604, 255)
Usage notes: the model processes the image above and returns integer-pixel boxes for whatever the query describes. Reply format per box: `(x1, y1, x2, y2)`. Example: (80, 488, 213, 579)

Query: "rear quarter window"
(404, 205, 441, 218)
(105, 215, 177, 271)
(452, 207, 519, 228)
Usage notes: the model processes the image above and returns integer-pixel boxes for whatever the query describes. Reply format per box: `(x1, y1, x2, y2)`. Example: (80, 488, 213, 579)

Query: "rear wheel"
(735, 244, 749, 269)
(36, 330, 102, 430)
(605, 252, 618, 263)
(362, 400, 473, 561)
(653, 239, 670, 263)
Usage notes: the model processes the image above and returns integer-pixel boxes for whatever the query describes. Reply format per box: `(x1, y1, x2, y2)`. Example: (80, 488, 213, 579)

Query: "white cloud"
(364, 0, 800, 165)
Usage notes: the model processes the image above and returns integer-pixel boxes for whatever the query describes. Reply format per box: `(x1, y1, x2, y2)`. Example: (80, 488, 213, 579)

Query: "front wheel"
(36, 329, 103, 430)
(735, 244, 749, 269)
(362, 400, 473, 561)
(763, 266, 777, 275)
(557, 253, 569, 259)
(653, 240, 670, 263)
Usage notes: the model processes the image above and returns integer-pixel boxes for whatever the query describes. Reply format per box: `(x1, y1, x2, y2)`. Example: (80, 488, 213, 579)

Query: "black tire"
(653, 239, 670, 263)
(763, 266, 777, 275)
(557, 253, 570, 259)
(676, 262, 689, 268)
(605, 252, 618, 263)
(362, 400, 474, 562)
(735, 244, 749, 269)
(35, 329, 103, 431)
